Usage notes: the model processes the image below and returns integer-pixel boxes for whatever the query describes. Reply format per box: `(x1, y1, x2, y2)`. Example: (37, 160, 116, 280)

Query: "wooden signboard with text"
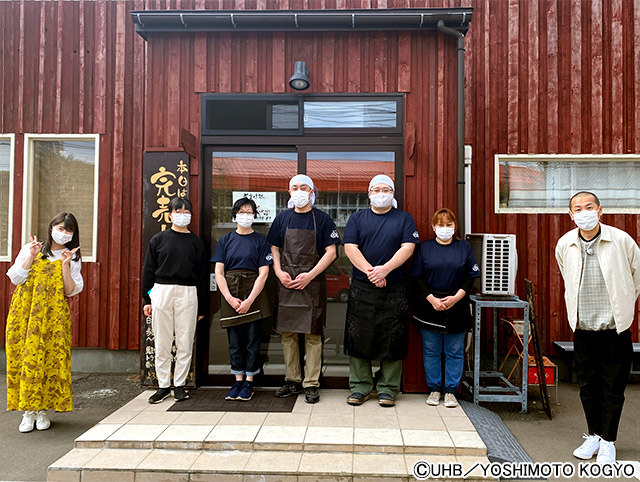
(140, 152, 196, 388)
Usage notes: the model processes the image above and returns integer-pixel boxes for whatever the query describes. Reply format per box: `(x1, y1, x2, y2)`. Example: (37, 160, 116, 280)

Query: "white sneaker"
(573, 433, 601, 460)
(596, 440, 616, 464)
(444, 393, 459, 408)
(19, 411, 36, 433)
(35, 410, 51, 431)
(426, 391, 441, 406)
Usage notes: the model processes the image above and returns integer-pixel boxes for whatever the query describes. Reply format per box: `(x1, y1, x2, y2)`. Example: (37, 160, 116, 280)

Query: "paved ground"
(0, 373, 639, 481)
(0, 373, 144, 482)
(489, 381, 640, 465)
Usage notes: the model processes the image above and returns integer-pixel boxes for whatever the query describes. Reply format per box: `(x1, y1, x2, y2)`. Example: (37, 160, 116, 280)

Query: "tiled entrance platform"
(48, 389, 496, 481)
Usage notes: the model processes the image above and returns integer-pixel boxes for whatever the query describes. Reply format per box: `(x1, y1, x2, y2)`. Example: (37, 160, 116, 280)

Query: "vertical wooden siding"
(0, 0, 146, 350)
(465, 0, 640, 352)
(2, 0, 639, 358)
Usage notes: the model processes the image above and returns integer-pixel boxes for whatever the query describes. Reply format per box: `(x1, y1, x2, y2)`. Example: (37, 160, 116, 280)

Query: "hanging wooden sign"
(140, 151, 196, 388)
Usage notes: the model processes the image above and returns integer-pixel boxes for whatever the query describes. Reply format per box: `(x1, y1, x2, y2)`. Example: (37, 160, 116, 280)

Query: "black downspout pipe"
(437, 20, 466, 237)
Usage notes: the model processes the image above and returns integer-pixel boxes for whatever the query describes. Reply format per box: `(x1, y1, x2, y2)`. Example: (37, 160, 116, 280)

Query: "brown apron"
(275, 210, 326, 335)
(219, 269, 271, 328)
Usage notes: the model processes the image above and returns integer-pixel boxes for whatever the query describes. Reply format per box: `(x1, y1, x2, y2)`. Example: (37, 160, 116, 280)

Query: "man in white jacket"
(555, 191, 640, 464)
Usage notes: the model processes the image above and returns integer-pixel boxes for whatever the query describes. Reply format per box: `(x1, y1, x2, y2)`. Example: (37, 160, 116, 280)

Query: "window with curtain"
(496, 154, 640, 213)
(24, 135, 99, 260)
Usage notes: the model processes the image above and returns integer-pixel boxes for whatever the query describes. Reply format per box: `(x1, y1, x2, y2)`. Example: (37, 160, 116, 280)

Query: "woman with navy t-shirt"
(212, 197, 273, 401)
(409, 208, 480, 408)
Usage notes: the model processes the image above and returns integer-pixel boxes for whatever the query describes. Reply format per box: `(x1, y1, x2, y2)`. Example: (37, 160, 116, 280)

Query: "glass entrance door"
(305, 151, 396, 379)
(204, 146, 400, 386)
(207, 150, 297, 384)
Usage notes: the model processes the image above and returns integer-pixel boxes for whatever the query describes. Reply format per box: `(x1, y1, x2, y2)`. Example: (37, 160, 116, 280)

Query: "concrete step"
(48, 389, 497, 481)
(48, 447, 496, 481)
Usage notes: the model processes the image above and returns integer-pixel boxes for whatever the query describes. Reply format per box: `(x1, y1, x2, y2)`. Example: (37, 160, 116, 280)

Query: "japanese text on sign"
(149, 160, 189, 231)
(232, 191, 276, 223)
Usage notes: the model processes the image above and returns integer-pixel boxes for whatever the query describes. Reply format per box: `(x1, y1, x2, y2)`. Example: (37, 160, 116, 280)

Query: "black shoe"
(346, 391, 371, 406)
(173, 386, 190, 402)
(148, 388, 171, 404)
(304, 386, 320, 404)
(378, 392, 395, 407)
(225, 381, 242, 400)
(275, 381, 303, 398)
(237, 381, 254, 401)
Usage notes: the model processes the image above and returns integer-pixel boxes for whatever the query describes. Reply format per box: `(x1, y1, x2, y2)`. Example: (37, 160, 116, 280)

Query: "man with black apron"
(267, 174, 340, 404)
(343, 175, 419, 407)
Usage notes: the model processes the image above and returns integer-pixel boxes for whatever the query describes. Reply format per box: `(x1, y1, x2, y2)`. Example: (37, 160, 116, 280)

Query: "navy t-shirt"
(409, 238, 480, 292)
(343, 208, 419, 282)
(267, 208, 340, 257)
(211, 231, 273, 272)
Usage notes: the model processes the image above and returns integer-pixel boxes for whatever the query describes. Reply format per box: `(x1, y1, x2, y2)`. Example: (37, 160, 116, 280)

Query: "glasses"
(370, 188, 393, 194)
(236, 210, 255, 215)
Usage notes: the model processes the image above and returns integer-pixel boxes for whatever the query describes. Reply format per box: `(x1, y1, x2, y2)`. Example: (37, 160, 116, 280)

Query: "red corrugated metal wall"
(2, 1, 639, 369)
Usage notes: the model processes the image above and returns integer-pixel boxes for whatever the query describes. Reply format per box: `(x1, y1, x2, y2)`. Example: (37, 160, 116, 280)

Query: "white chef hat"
(368, 174, 395, 192)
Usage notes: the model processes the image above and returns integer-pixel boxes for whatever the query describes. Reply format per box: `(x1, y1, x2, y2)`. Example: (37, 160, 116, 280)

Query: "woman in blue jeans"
(212, 198, 273, 401)
(409, 208, 480, 407)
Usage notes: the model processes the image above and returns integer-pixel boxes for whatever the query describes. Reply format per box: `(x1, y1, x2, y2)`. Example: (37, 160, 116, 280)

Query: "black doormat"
(167, 388, 298, 413)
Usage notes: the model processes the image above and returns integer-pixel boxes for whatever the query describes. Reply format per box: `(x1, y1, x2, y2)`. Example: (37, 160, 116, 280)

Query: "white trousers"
(149, 284, 198, 388)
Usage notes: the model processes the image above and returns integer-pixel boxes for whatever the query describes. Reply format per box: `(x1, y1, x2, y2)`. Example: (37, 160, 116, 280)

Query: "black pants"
(227, 319, 262, 376)
(573, 328, 632, 442)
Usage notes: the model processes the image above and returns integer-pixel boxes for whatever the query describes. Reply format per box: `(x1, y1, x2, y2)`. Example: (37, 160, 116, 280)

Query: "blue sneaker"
(237, 381, 254, 401)
(225, 381, 242, 400)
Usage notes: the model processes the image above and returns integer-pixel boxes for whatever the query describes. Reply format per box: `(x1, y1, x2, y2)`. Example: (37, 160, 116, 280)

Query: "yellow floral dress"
(6, 253, 73, 412)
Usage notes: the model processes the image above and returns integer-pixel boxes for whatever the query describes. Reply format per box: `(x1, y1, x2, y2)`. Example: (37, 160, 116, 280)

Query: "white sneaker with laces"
(573, 433, 601, 460)
(19, 411, 36, 433)
(443, 393, 459, 408)
(426, 391, 441, 406)
(35, 410, 51, 431)
(596, 440, 616, 464)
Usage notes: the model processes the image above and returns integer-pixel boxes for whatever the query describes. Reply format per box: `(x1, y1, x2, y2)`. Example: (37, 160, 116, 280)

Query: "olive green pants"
(349, 356, 403, 397)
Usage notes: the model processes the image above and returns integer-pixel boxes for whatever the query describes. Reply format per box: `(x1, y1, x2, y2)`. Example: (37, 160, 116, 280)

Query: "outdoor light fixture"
(288, 61, 310, 90)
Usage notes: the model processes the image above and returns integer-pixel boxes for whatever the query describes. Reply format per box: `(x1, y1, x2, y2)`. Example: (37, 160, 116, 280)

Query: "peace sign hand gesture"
(61, 247, 79, 268)
(27, 234, 43, 259)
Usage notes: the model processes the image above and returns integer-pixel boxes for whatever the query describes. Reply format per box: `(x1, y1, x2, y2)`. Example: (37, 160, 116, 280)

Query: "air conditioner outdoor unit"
(466, 233, 517, 296)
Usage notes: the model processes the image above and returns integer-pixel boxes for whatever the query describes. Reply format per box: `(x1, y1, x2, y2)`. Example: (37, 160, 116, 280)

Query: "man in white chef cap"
(267, 174, 340, 404)
(342, 174, 419, 407)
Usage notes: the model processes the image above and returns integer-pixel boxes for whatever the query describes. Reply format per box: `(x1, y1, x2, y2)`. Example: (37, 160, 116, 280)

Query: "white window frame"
(22, 134, 100, 262)
(0, 134, 15, 261)
(495, 154, 640, 214)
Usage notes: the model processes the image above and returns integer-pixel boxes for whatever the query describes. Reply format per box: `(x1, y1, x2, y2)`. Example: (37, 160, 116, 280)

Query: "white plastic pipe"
(464, 144, 472, 235)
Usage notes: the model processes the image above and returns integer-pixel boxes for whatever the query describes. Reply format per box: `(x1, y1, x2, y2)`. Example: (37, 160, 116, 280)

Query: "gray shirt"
(577, 235, 615, 331)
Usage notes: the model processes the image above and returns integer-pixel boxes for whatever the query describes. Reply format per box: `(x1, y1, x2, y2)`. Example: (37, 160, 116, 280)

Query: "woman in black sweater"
(142, 197, 208, 404)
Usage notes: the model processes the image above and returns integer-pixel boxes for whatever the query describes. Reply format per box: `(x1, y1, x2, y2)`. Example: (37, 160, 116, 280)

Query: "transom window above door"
(201, 94, 403, 136)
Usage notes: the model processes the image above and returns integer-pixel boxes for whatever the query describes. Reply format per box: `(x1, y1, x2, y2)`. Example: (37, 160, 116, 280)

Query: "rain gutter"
(131, 8, 472, 39)
(437, 19, 467, 237)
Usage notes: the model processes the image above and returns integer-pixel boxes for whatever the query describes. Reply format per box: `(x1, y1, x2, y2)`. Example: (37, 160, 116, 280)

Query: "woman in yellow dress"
(5, 212, 83, 432)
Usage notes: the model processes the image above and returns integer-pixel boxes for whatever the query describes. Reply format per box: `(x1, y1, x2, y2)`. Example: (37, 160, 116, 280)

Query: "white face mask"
(572, 210, 599, 231)
(370, 192, 394, 209)
(435, 227, 455, 241)
(172, 212, 192, 227)
(235, 213, 254, 228)
(290, 190, 311, 209)
(52, 230, 73, 245)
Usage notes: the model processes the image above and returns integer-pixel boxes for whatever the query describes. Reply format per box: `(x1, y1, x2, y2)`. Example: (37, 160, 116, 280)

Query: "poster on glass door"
(232, 191, 277, 223)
